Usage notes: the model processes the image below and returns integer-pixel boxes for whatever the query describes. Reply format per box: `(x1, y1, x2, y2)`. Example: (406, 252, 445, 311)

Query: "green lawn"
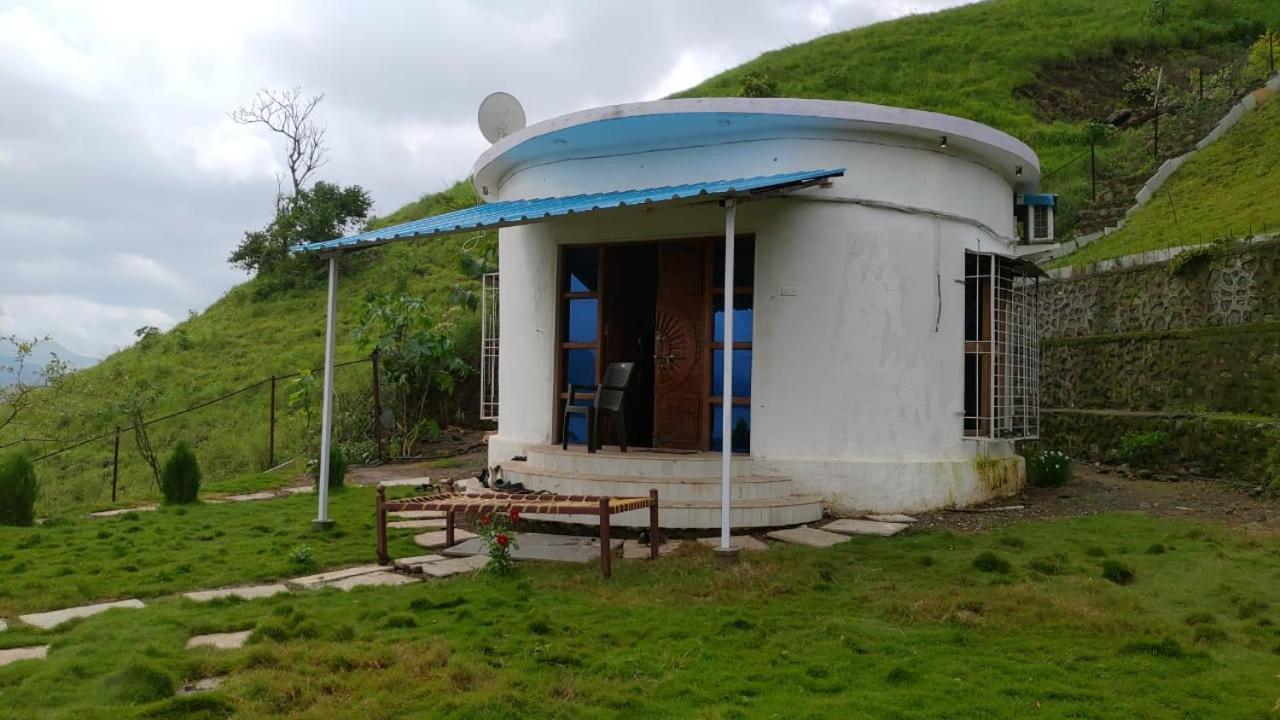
(1053, 89, 1280, 267)
(2, 513, 1278, 718)
(0, 486, 421, 615)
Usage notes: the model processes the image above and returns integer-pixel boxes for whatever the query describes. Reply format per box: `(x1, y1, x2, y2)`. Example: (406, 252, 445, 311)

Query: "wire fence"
(10, 355, 377, 503)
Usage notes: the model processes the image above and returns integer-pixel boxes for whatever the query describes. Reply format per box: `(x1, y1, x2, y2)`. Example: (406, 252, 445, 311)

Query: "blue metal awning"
(292, 168, 844, 254)
(1017, 192, 1057, 207)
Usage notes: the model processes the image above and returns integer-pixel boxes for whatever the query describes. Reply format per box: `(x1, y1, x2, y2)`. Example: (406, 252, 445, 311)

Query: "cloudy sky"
(0, 0, 970, 358)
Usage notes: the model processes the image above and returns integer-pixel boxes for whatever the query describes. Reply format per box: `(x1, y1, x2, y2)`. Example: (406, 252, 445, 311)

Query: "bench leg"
(649, 489, 659, 561)
(599, 497, 611, 579)
(376, 485, 389, 565)
(446, 511, 455, 547)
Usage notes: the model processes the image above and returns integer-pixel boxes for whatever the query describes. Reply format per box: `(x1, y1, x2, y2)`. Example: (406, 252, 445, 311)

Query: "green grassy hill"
(1053, 84, 1280, 266)
(12, 0, 1280, 514)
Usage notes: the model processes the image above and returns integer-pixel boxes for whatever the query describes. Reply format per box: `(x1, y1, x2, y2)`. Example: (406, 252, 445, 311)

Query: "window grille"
(1032, 205, 1050, 241)
(480, 271, 500, 421)
(964, 253, 1039, 440)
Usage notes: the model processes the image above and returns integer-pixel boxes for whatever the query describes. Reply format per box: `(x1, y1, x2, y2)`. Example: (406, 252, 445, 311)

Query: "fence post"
(371, 349, 385, 462)
(268, 376, 277, 467)
(111, 426, 121, 502)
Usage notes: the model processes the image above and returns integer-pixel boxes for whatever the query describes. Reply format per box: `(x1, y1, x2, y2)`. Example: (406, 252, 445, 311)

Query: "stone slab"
(864, 514, 918, 524)
(389, 510, 446, 520)
(224, 492, 276, 502)
(622, 539, 688, 559)
(388, 519, 444, 530)
(289, 564, 386, 588)
(0, 645, 48, 667)
(280, 486, 314, 495)
(0, 619, 7, 632)
(19, 599, 145, 630)
(443, 532, 624, 564)
(88, 505, 157, 518)
(393, 554, 445, 572)
(419, 554, 490, 578)
(697, 535, 770, 552)
(326, 571, 420, 590)
(380, 477, 432, 487)
(180, 676, 226, 695)
(413, 529, 477, 549)
(183, 584, 290, 603)
(766, 526, 851, 548)
(186, 630, 252, 650)
(823, 519, 910, 537)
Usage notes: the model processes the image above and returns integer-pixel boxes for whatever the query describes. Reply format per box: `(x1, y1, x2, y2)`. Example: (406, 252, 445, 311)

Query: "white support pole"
(315, 253, 339, 528)
(720, 199, 736, 551)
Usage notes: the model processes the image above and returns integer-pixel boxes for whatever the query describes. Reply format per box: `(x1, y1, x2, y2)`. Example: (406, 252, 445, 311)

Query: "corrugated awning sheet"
(291, 168, 844, 254)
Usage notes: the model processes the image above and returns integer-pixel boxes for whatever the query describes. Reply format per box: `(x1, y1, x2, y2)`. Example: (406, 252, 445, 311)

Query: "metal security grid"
(965, 252, 1040, 440)
(480, 272, 500, 420)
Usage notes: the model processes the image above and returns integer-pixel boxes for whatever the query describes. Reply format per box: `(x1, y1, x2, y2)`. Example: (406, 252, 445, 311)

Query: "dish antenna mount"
(477, 91, 526, 144)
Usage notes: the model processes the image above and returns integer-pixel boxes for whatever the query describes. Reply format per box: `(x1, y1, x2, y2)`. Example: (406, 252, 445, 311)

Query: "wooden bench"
(376, 487, 660, 578)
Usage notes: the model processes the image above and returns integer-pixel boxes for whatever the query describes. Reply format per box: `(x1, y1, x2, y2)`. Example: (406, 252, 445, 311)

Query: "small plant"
(1121, 636, 1184, 658)
(1026, 450, 1071, 487)
(1192, 625, 1228, 644)
(1101, 560, 1135, 585)
(1115, 430, 1171, 467)
(289, 543, 316, 569)
(1167, 244, 1219, 277)
(158, 441, 201, 505)
(739, 71, 779, 98)
(1146, 543, 1167, 555)
(476, 509, 520, 575)
(102, 662, 174, 704)
(0, 452, 38, 527)
(314, 445, 347, 490)
(1028, 552, 1069, 576)
(972, 551, 1012, 574)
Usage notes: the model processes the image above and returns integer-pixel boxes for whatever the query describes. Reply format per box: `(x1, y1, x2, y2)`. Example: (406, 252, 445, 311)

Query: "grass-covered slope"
(1054, 87, 1280, 266)
(19, 182, 491, 514)
(677, 0, 1280, 237)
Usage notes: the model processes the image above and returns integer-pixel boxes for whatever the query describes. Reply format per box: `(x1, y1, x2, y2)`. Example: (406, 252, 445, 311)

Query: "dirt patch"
(347, 428, 489, 487)
(917, 463, 1277, 533)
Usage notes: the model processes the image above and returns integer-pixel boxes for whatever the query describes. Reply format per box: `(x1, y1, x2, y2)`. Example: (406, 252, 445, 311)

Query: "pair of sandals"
(477, 465, 531, 494)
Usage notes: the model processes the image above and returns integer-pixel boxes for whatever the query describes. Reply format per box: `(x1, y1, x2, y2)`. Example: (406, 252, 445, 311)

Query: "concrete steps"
(502, 446, 824, 529)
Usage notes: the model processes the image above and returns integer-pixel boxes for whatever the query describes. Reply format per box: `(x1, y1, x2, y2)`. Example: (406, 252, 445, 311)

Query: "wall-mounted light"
(1015, 165, 1023, 177)
(939, 135, 948, 149)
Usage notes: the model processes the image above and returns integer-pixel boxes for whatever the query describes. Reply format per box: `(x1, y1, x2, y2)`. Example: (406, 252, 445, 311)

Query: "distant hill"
(14, 0, 1280, 513)
(0, 339, 99, 386)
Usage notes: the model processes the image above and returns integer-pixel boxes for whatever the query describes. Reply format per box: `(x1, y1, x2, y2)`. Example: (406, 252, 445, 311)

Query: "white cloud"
(0, 294, 174, 356)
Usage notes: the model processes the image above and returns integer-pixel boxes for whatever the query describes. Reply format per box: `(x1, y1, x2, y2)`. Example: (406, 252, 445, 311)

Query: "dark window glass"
(713, 294, 754, 343)
(566, 298, 598, 343)
(964, 353, 979, 433)
(564, 349, 595, 388)
(710, 404, 751, 453)
(711, 349, 752, 398)
(564, 247, 598, 293)
(965, 273, 980, 341)
(714, 236, 755, 289)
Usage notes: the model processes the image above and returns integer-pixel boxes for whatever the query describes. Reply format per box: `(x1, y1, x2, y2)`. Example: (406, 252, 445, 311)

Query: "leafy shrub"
(1101, 560, 1135, 585)
(1146, 543, 1167, 555)
(1115, 430, 1171, 467)
(0, 452, 38, 527)
(739, 71, 779, 98)
(972, 552, 1012, 574)
(1027, 450, 1072, 487)
(102, 663, 175, 704)
(314, 445, 347, 490)
(158, 441, 201, 505)
(1193, 625, 1228, 644)
(1028, 553, 1069, 576)
(289, 543, 316, 569)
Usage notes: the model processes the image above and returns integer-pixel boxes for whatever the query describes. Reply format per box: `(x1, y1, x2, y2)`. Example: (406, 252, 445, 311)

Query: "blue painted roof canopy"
(291, 168, 845, 254)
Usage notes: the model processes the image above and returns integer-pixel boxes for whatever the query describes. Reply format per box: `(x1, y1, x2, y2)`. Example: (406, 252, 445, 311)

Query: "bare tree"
(0, 335, 70, 440)
(231, 87, 330, 199)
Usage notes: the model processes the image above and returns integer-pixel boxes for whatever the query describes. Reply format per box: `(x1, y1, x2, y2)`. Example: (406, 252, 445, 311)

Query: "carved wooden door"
(652, 240, 706, 449)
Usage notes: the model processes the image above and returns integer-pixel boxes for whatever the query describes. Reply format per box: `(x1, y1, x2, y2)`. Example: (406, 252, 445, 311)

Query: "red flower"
(480, 514, 491, 526)
(509, 508, 520, 523)
(496, 533, 509, 547)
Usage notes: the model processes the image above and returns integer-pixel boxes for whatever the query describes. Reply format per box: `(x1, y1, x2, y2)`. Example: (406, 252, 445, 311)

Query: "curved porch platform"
(498, 445, 824, 530)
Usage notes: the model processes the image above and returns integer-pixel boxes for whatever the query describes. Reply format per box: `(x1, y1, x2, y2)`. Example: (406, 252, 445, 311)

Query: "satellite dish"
(477, 91, 526, 144)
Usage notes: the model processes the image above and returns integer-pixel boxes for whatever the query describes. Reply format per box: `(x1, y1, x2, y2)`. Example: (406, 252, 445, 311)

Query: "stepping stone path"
(767, 526, 851, 548)
(393, 555, 446, 572)
(824, 518, 910, 537)
(183, 584, 290, 603)
(380, 477, 432, 488)
(0, 645, 48, 667)
(19, 598, 145, 630)
(280, 486, 314, 495)
(388, 519, 444, 530)
(88, 505, 157, 518)
(179, 677, 226, 696)
(288, 565, 387, 589)
(326, 571, 420, 590)
(698, 535, 770, 552)
(445, 532, 624, 564)
(414, 529, 477, 549)
(865, 514, 917, 524)
(389, 510, 445, 520)
(186, 630, 251, 650)
(223, 492, 276, 503)
(622, 539, 687, 559)
(419, 555, 490, 578)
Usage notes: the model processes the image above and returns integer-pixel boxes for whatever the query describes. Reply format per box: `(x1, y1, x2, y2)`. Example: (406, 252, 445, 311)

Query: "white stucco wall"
(485, 104, 1030, 512)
